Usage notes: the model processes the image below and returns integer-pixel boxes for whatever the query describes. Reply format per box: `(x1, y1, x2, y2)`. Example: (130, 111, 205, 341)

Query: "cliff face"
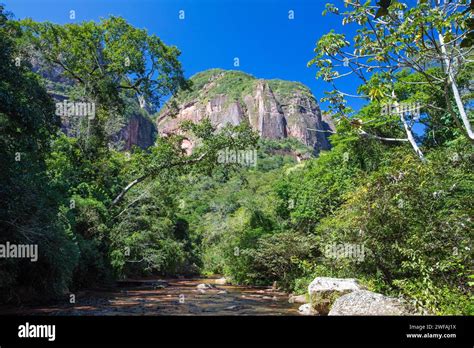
(114, 113, 157, 150)
(30, 54, 157, 150)
(158, 69, 334, 153)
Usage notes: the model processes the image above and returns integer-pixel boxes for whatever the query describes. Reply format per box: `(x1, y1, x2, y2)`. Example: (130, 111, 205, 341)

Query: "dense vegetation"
(0, 1, 472, 315)
(176, 128, 472, 315)
(168, 68, 316, 111)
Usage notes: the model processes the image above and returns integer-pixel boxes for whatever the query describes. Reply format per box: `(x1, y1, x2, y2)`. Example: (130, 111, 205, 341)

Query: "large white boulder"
(308, 277, 363, 315)
(328, 290, 415, 316)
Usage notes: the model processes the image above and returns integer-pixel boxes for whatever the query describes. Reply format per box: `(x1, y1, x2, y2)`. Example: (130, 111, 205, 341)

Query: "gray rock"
(328, 290, 415, 316)
(152, 281, 168, 289)
(308, 277, 363, 315)
(196, 283, 214, 290)
(225, 305, 243, 311)
(289, 294, 307, 304)
(214, 277, 228, 285)
(298, 303, 317, 316)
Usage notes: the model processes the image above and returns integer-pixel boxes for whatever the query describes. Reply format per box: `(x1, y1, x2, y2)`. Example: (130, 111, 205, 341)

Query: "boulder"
(151, 280, 168, 289)
(225, 305, 243, 311)
(214, 277, 228, 285)
(328, 290, 415, 316)
(308, 277, 363, 315)
(298, 303, 317, 316)
(288, 294, 307, 304)
(196, 283, 214, 290)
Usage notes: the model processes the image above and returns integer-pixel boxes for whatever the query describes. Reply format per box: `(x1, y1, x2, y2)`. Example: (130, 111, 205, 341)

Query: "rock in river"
(308, 277, 363, 315)
(298, 303, 317, 316)
(214, 277, 228, 285)
(289, 294, 306, 304)
(196, 283, 214, 290)
(328, 290, 415, 316)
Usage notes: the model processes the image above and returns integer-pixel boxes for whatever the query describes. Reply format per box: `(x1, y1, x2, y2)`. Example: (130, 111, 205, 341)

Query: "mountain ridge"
(158, 69, 334, 154)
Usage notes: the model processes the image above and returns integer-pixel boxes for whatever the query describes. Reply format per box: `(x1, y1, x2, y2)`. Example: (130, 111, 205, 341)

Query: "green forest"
(0, 1, 473, 316)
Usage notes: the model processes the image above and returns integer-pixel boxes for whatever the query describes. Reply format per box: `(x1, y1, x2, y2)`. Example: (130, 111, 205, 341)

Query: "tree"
(111, 120, 259, 206)
(309, 0, 473, 161)
(0, 5, 79, 302)
(315, 146, 473, 314)
(14, 17, 188, 152)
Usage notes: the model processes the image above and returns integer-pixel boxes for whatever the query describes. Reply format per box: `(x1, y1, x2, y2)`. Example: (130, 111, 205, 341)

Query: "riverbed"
(3, 277, 301, 316)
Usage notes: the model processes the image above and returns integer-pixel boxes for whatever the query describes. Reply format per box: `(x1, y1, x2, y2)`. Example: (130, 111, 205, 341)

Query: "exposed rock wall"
(158, 69, 334, 154)
(115, 113, 157, 150)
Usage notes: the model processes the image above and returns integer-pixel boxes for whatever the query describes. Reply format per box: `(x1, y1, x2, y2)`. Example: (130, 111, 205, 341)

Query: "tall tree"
(309, 0, 473, 160)
(0, 5, 78, 302)
(15, 17, 188, 152)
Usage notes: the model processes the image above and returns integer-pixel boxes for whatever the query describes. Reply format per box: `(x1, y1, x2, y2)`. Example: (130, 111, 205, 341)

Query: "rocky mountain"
(33, 60, 333, 153)
(158, 69, 334, 154)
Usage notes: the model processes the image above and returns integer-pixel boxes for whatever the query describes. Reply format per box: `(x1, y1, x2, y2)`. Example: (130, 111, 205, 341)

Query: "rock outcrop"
(158, 69, 334, 154)
(114, 113, 157, 150)
(308, 277, 364, 315)
(328, 290, 415, 316)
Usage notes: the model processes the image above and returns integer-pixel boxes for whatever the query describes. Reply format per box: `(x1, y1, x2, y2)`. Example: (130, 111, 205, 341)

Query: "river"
(3, 277, 302, 316)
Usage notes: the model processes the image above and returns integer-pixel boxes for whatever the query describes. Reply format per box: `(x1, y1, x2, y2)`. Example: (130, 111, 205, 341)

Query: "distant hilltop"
(158, 69, 335, 154)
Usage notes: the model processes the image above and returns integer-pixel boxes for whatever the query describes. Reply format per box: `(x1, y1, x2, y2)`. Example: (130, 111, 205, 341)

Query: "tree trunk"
(392, 93, 426, 162)
(437, 6, 474, 141)
(400, 113, 426, 162)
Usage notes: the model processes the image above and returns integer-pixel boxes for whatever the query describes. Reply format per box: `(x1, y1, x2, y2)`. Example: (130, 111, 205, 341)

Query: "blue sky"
(4, 0, 366, 113)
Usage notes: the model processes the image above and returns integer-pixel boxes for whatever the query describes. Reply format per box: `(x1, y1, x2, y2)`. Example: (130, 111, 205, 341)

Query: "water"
(3, 278, 302, 316)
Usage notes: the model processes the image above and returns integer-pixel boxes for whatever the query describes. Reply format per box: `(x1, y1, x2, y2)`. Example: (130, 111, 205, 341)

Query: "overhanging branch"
(358, 129, 408, 142)
(110, 152, 207, 207)
(307, 127, 408, 143)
